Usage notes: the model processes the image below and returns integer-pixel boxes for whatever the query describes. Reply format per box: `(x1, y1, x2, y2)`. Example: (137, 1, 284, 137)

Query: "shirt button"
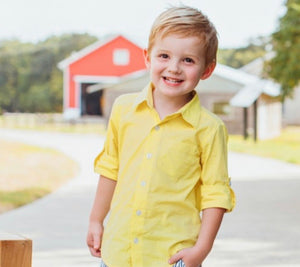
(134, 238, 139, 244)
(136, 210, 142, 216)
(155, 125, 160, 131)
(146, 153, 152, 159)
(141, 181, 146, 187)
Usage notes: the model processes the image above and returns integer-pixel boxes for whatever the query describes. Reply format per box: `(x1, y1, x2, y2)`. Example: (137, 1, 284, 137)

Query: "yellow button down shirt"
(94, 83, 235, 267)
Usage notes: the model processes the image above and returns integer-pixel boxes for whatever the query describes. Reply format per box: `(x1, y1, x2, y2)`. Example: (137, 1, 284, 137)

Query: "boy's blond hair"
(147, 6, 218, 67)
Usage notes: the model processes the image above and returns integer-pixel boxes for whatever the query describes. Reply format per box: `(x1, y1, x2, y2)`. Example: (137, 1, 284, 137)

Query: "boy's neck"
(152, 89, 193, 120)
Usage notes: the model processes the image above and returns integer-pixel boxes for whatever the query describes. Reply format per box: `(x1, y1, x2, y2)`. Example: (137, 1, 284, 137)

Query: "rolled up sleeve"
(200, 123, 236, 212)
(94, 101, 119, 181)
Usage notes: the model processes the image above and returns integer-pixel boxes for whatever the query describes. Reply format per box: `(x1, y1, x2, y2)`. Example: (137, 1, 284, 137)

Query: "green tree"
(266, 0, 300, 100)
(0, 55, 20, 112)
(0, 33, 97, 113)
(0, 39, 36, 113)
(218, 37, 268, 68)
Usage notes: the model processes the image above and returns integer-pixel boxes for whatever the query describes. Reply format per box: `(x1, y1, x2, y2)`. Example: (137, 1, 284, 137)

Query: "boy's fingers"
(168, 251, 182, 264)
(90, 247, 102, 258)
(86, 233, 94, 247)
(93, 233, 101, 250)
(87, 234, 101, 258)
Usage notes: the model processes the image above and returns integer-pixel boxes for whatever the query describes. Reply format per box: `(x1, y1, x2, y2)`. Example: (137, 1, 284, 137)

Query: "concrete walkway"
(0, 129, 300, 267)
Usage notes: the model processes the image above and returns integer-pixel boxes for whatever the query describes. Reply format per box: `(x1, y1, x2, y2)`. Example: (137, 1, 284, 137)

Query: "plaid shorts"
(100, 259, 201, 267)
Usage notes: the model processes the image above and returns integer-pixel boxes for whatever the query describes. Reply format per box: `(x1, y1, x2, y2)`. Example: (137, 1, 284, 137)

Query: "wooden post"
(253, 100, 257, 142)
(243, 107, 248, 140)
(0, 233, 32, 267)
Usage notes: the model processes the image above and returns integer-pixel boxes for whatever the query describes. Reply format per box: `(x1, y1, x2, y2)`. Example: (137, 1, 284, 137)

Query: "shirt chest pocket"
(156, 137, 200, 179)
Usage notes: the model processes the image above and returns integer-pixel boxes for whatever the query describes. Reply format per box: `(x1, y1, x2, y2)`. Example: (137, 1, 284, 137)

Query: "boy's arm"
(169, 207, 225, 267)
(87, 175, 116, 257)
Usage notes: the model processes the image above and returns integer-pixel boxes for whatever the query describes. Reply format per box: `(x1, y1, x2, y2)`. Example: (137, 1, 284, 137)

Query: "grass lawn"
(0, 140, 79, 213)
(0, 121, 106, 135)
(229, 126, 300, 165)
(0, 114, 106, 135)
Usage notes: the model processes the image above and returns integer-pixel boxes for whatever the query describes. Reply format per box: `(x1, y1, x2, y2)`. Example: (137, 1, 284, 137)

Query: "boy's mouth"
(163, 76, 184, 84)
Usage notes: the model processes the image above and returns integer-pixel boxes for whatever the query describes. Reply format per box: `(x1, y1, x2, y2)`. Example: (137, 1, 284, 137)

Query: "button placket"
(131, 123, 159, 254)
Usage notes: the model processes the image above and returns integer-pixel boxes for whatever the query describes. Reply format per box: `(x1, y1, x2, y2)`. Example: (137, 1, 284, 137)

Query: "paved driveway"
(0, 129, 300, 267)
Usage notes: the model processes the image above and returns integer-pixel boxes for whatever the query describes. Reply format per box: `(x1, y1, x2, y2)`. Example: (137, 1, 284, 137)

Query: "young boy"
(87, 5, 235, 267)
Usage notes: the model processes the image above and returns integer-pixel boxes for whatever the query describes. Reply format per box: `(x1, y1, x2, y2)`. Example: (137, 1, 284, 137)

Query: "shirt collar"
(134, 82, 155, 109)
(134, 82, 202, 128)
(179, 92, 202, 128)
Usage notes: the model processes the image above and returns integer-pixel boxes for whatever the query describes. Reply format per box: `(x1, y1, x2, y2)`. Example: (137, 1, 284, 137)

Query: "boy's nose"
(168, 60, 181, 74)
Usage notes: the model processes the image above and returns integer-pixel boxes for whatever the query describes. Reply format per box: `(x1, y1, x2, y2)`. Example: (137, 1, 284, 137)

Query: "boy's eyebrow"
(155, 48, 170, 53)
(156, 49, 200, 58)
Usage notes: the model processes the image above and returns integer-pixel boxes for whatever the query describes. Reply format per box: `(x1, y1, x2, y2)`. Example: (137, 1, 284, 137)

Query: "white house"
(241, 55, 300, 126)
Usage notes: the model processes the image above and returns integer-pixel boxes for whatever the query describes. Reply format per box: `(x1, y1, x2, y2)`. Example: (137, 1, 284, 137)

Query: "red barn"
(58, 35, 147, 119)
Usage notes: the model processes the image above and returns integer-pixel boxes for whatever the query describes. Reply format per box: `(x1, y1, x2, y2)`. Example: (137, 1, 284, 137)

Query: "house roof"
(230, 79, 281, 107)
(229, 53, 281, 107)
(214, 64, 258, 85)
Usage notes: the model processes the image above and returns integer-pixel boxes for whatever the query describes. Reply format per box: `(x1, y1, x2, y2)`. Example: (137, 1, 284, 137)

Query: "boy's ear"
(201, 62, 216, 80)
(143, 49, 151, 68)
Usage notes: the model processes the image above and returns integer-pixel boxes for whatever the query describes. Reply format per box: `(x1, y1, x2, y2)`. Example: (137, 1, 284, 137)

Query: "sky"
(0, 0, 286, 48)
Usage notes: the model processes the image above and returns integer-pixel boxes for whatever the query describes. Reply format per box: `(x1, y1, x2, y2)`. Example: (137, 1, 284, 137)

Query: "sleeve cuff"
(200, 182, 236, 212)
(94, 152, 118, 181)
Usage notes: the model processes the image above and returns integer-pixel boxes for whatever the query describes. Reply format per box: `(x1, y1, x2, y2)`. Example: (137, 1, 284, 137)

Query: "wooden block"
(0, 233, 32, 267)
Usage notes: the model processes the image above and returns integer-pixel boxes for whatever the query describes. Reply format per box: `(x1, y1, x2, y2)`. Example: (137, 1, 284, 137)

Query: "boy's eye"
(184, 58, 194, 63)
(159, 54, 169, 59)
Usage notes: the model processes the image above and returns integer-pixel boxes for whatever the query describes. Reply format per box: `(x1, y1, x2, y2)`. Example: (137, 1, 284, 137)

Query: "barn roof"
(57, 34, 143, 70)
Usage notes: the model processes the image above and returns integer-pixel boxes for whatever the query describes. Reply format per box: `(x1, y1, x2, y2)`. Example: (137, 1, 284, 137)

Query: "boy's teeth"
(165, 77, 182, 83)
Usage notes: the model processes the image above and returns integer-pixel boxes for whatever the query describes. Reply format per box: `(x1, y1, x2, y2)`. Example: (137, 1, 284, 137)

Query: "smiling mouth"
(163, 77, 184, 83)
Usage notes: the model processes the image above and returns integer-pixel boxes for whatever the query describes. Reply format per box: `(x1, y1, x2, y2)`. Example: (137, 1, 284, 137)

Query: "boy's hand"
(86, 221, 103, 257)
(168, 245, 209, 267)
(170, 208, 225, 266)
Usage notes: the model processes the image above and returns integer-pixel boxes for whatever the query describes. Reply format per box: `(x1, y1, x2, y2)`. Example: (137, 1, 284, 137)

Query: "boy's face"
(144, 34, 215, 103)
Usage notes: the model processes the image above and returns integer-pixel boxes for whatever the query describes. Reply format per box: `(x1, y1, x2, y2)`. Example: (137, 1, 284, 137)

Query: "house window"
(213, 102, 231, 115)
(113, 49, 130, 65)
